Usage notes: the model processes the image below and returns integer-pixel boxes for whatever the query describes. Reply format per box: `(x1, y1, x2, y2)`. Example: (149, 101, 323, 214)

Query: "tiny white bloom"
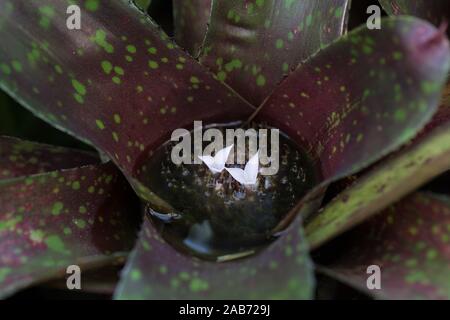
(226, 151, 259, 185)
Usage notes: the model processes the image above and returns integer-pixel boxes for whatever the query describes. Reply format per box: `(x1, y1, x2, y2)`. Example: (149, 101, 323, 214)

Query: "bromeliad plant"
(0, 0, 450, 299)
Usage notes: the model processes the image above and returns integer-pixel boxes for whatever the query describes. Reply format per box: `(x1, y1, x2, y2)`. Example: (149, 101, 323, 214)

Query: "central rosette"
(137, 122, 319, 261)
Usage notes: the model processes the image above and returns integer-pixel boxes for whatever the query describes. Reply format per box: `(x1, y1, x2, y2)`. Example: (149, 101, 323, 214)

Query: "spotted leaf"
(115, 16, 450, 299)
(173, 0, 212, 56)
(320, 192, 450, 300)
(114, 216, 314, 299)
(0, 163, 140, 298)
(252, 17, 449, 233)
(199, 0, 350, 105)
(306, 122, 450, 249)
(379, 0, 450, 30)
(0, 136, 98, 179)
(379, 0, 450, 109)
(258, 16, 449, 181)
(0, 0, 254, 201)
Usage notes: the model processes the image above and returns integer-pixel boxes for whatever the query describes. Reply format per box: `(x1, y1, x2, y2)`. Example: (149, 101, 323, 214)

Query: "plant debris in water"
(138, 123, 320, 261)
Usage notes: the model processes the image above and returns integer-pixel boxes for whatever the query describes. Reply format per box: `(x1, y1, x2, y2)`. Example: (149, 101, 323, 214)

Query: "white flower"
(198, 145, 233, 174)
(226, 151, 259, 186)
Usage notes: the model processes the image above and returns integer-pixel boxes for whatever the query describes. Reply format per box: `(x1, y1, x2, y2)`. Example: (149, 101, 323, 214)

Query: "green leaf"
(133, 0, 151, 12)
(0, 0, 253, 201)
(114, 217, 314, 299)
(199, 0, 350, 105)
(0, 163, 140, 298)
(256, 16, 450, 232)
(173, 0, 212, 56)
(0, 136, 98, 180)
(380, 1, 450, 114)
(320, 192, 450, 299)
(306, 122, 450, 249)
(258, 16, 449, 179)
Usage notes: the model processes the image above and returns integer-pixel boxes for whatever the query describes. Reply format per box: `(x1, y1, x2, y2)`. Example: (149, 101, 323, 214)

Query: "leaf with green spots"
(173, 0, 212, 56)
(114, 216, 314, 299)
(0, 163, 140, 298)
(199, 0, 350, 105)
(84, 0, 102, 12)
(254, 17, 450, 232)
(306, 122, 450, 249)
(0, 136, 98, 179)
(0, 0, 253, 201)
(379, 0, 450, 111)
(379, 0, 450, 30)
(320, 192, 450, 299)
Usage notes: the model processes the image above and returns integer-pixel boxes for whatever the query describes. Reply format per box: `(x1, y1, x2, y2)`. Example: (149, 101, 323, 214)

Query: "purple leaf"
(0, 136, 98, 179)
(257, 17, 449, 181)
(379, 0, 450, 28)
(379, 0, 450, 113)
(424, 104, 450, 133)
(306, 121, 450, 249)
(255, 16, 450, 232)
(114, 216, 314, 299)
(321, 192, 450, 299)
(199, 0, 350, 105)
(173, 0, 212, 56)
(0, 163, 140, 298)
(0, 0, 253, 199)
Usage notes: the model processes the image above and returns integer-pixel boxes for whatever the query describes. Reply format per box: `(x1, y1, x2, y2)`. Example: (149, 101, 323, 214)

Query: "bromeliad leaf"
(173, 0, 212, 56)
(379, 0, 450, 108)
(379, 0, 450, 30)
(114, 216, 314, 299)
(133, 0, 152, 12)
(199, 0, 350, 105)
(306, 122, 450, 249)
(255, 17, 450, 232)
(428, 104, 450, 129)
(0, 0, 253, 201)
(0, 136, 98, 179)
(320, 192, 450, 299)
(257, 16, 450, 178)
(0, 162, 140, 298)
(114, 16, 450, 300)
